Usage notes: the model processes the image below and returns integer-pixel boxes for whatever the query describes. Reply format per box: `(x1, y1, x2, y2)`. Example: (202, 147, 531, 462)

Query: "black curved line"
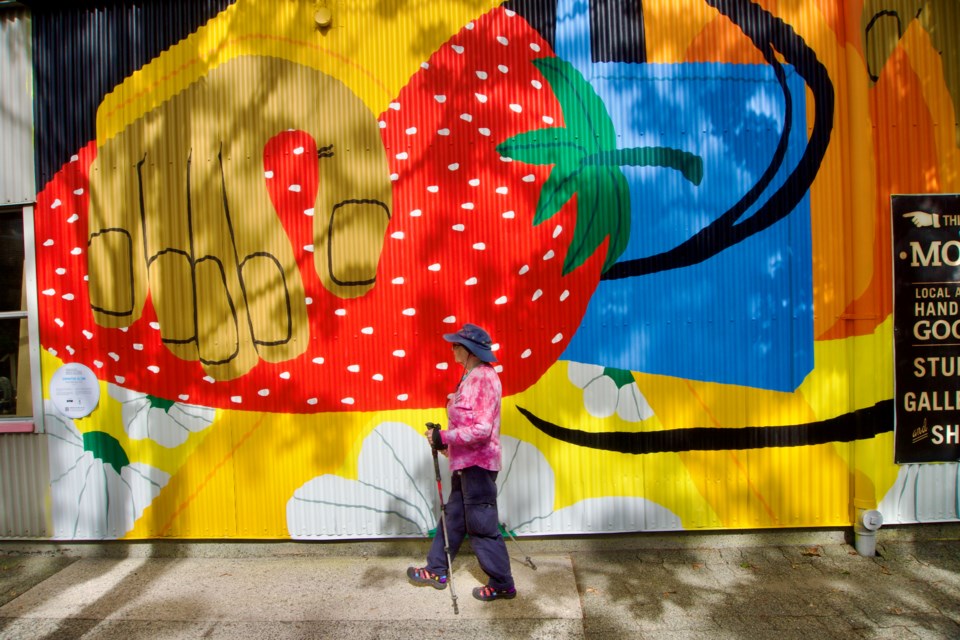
(192, 254, 241, 366)
(136, 153, 150, 263)
(601, 0, 835, 280)
(327, 199, 391, 287)
(146, 247, 190, 268)
(864, 10, 904, 82)
(239, 251, 293, 347)
(186, 147, 201, 350)
(147, 244, 200, 348)
(218, 144, 295, 355)
(516, 399, 893, 454)
(88, 227, 135, 317)
(865, 10, 904, 40)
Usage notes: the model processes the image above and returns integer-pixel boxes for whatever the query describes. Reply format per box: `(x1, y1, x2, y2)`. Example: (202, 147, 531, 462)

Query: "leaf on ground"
(801, 547, 822, 557)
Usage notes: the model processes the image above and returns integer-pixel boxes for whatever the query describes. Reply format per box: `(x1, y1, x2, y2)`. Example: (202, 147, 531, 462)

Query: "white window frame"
(0, 205, 43, 433)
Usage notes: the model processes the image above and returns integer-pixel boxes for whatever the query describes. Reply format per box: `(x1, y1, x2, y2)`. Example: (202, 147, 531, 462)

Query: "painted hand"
(87, 56, 392, 380)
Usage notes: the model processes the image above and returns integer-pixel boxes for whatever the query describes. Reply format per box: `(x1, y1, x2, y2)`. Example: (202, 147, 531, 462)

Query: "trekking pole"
(500, 522, 537, 570)
(427, 422, 459, 615)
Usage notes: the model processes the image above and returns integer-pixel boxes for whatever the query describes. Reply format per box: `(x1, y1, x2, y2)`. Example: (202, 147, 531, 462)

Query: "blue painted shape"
(553, 10, 813, 392)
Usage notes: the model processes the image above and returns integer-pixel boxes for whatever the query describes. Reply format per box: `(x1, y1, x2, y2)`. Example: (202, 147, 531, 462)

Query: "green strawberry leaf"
(497, 127, 581, 166)
(565, 165, 631, 275)
(496, 56, 705, 276)
(534, 162, 579, 226)
(534, 58, 617, 152)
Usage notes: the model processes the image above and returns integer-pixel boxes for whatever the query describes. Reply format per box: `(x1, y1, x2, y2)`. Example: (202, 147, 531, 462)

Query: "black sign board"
(892, 193, 960, 463)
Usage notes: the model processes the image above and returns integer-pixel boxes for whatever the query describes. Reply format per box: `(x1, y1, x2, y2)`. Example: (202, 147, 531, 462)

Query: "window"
(0, 206, 42, 432)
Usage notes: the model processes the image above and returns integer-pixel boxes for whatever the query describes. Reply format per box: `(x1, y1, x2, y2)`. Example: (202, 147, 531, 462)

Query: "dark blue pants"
(426, 466, 514, 590)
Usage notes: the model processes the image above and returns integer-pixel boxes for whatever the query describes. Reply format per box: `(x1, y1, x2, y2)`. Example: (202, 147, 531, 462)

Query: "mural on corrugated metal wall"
(30, 0, 960, 539)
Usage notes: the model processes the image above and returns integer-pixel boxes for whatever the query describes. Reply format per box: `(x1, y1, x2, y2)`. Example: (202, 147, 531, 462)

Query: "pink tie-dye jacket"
(439, 364, 502, 472)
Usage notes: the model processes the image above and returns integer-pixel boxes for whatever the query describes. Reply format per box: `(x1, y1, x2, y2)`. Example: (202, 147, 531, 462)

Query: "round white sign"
(50, 363, 101, 419)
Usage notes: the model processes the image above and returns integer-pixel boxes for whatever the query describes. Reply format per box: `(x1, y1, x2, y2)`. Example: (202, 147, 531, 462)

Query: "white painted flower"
(287, 422, 441, 538)
(45, 402, 169, 539)
(108, 384, 215, 448)
(286, 420, 681, 538)
(567, 362, 654, 422)
(286, 422, 554, 538)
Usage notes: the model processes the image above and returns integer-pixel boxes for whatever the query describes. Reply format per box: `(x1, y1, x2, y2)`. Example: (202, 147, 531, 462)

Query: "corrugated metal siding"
(0, 433, 49, 538)
(12, 0, 959, 541)
(0, 8, 35, 205)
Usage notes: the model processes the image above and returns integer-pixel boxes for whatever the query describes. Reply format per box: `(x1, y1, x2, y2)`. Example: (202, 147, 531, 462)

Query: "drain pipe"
(853, 508, 884, 556)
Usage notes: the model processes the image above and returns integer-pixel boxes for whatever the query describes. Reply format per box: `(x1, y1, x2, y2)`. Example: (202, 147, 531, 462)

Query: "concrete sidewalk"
(1, 528, 959, 639)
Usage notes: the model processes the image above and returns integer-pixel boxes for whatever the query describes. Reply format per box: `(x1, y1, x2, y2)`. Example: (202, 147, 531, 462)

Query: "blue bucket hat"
(443, 323, 497, 363)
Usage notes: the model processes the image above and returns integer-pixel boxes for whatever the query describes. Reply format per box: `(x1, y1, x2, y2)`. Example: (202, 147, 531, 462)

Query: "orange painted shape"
(814, 0, 848, 48)
(820, 47, 940, 340)
(684, 13, 768, 64)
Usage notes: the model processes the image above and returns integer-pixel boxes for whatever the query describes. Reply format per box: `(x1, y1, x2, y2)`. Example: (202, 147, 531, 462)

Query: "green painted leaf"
(496, 128, 580, 166)
(147, 395, 175, 413)
(82, 431, 130, 475)
(563, 166, 631, 274)
(533, 58, 616, 150)
(534, 164, 579, 226)
(495, 56, 705, 276)
(603, 367, 636, 389)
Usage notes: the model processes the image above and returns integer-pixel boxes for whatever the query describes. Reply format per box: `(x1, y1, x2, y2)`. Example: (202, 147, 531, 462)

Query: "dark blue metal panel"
(29, 1, 235, 189)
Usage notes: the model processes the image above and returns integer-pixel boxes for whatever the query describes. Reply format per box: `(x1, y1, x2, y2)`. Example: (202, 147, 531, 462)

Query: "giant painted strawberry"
(35, 7, 700, 413)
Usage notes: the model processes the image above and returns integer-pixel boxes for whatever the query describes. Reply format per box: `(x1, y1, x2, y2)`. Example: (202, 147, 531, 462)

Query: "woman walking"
(407, 323, 517, 601)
